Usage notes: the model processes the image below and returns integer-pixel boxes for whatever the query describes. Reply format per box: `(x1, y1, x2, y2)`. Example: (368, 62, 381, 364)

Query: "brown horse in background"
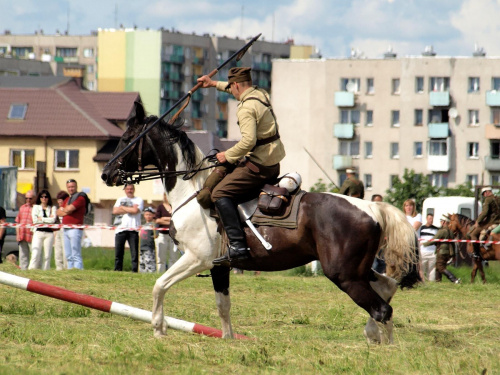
(448, 213, 500, 283)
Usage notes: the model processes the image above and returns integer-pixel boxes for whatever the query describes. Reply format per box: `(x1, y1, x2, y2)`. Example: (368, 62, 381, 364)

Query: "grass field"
(0, 248, 499, 374)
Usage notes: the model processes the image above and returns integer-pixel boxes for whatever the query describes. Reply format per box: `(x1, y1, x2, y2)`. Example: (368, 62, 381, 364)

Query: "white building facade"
(272, 56, 500, 196)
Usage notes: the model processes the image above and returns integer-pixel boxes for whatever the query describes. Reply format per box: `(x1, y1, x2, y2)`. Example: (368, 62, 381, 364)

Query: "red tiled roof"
(82, 92, 139, 121)
(0, 79, 138, 139)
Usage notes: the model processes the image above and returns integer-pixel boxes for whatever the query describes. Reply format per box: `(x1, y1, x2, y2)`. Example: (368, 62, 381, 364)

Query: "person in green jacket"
(339, 168, 364, 199)
(468, 186, 500, 256)
(423, 215, 460, 284)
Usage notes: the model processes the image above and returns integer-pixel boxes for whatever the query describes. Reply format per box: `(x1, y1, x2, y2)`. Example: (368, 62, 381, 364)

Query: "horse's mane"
(144, 115, 198, 170)
(453, 213, 475, 226)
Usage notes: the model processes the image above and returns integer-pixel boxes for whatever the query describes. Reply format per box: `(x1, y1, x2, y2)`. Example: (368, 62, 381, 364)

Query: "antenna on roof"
(66, 2, 70, 35)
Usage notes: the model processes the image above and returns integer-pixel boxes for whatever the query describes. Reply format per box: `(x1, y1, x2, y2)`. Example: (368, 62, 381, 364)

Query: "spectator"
(29, 190, 57, 270)
(0, 205, 6, 263)
(113, 183, 143, 272)
(422, 215, 460, 284)
(139, 207, 157, 273)
(155, 193, 179, 272)
(16, 190, 35, 270)
(54, 191, 69, 270)
(419, 213, 439, 281)
(57, 179, 86, 270)
(403, 199, 422, 234)
(371, 194, 383, 202)
(339, 168, 364, 199)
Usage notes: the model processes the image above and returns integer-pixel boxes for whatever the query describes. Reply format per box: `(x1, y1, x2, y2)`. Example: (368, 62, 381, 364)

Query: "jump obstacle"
(0, 271, 250, 340)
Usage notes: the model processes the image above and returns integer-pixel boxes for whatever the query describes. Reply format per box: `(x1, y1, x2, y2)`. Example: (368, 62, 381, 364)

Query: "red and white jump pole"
(0, 271, 250, 340)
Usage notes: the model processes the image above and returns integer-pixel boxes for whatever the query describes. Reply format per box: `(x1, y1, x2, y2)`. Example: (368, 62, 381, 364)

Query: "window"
(415, 109, 423, 126)
(365, 141, 373, 158)
(467, 142, 479, 159)
(467, 174, 478, 186)
(469, 110, 480, 126)
(416, 77, 424, 93)
(340, 109, 360, 125)
(12, 47, 33, 58)
(87, 65, 94, 73)
(86, 81, 95, 90)
(390, 175, 399, 188)
(430, 77, 450, 92)
(364, 174, 372, 189)
(366, 110, 373, 126)
(390, 142, 399, 159)
(8, 104, 28, 119)
(429, 109, 443, 123)
(366, 78, 374, 94)
(429, 140, 448, 156)
(491, 174, 500, 185)
(339, 140, 360, 157)
(490, 140, 500, 159)
(56, 47, 77, 58)
(392, 78, 400, 94)
(10, 149, 35, 170)
(492, 77, 500, 91)
(83, 48, 94, 58)
(55, 149, 79, 170)
(391, 110, 400, 127)
(492, 108, 500, 125)
(468, 77, 480, 93)
(341, 78, 360, 92)
(429, 173, 448, 188)
(414, 142, 423, 158)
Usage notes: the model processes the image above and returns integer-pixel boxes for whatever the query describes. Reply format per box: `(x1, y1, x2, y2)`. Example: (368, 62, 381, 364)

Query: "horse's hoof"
(153, 329, 167, 338)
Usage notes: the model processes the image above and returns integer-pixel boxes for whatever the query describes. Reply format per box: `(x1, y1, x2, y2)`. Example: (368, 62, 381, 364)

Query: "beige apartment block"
(272, 55, 500, 196)
(0, 32, 97, 90)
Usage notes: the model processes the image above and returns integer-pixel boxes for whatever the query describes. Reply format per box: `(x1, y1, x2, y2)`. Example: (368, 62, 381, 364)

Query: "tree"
(443, 181, 474, 197)
(384, 169, 441, 212)
(309, 178, 338, 193)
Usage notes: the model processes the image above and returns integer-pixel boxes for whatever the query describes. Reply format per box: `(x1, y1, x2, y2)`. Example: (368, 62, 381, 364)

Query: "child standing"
(139, 207, 157, 273)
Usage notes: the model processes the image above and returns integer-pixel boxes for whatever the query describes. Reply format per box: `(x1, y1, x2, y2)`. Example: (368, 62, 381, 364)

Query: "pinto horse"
(448, 213, 500, 283)
(101, 102, 421, 344)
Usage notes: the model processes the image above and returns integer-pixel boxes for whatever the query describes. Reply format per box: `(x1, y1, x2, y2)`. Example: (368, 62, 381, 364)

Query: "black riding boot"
(443, 269, 461, 284)
(212, 197, 250, 266)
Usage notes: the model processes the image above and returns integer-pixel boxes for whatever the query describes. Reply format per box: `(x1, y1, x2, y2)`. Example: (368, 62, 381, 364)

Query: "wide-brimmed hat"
(481, 186, 492, 195)
(225, 67, 252, 89)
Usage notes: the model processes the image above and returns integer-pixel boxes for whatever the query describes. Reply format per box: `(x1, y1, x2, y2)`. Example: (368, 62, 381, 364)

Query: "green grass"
(0, 253, 499, 374)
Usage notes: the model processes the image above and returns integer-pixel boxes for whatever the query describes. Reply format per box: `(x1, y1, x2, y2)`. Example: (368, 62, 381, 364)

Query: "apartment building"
(0, 31, 98, 89)
(272, 53, 500, 196)
(98, 28, 294, 136)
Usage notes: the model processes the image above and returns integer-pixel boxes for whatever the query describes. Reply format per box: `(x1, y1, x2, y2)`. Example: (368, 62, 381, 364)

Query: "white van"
(422, 196, 481, 227)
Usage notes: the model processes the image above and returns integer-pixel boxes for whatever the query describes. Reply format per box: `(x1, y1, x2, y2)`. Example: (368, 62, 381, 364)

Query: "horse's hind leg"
(210, 266, 234, 338)
(364, 271, 398, 344)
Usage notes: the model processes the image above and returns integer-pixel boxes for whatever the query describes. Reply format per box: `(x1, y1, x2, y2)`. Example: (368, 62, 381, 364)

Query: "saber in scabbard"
(105, 32, 262, 169)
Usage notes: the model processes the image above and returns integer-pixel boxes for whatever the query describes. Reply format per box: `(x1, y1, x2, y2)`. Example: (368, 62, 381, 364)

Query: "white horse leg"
(152, 253, 210, 338)
(364, 271, 398, 344)
(210, 266, 234, 338)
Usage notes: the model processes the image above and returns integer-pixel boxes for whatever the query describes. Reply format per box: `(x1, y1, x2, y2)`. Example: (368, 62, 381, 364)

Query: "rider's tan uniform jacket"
(216, 82, 286, 166)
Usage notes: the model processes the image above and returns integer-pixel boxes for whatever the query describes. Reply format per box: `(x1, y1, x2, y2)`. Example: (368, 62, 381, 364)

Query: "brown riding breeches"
(469, 226, 484, 241)
(211, 160, 280, 203)
(435, 253, 451, 281)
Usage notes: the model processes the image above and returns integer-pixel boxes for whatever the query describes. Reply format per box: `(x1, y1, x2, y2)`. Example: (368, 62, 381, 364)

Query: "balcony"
(252, 62, 272, 71)
(428, 123, 449, 138)
(486, 90, 500, 106)
(485, 124, 500, 139)
(427, 155, 450, 172)
(193, 56, 204, 65)
(217, 92, 230, 103)
(485, 156, 500, 171)
(334, 92, 355, 107)
(333, 155, 353, 170)
(164, 54, 185, 64)
(334, 123, 354, 139)
(429, 91, 450, 106)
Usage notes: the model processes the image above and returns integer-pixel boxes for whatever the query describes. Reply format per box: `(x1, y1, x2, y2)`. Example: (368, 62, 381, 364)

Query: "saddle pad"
(251, 190, 307, 229)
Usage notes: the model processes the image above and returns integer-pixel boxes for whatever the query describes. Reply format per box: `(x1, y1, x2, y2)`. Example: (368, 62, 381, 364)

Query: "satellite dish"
(448, 107, 458, 119)
(346, 82, 356, 92)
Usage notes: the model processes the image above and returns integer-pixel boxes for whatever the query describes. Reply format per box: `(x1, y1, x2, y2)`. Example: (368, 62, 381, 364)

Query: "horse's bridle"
(114, 123, 219, 186)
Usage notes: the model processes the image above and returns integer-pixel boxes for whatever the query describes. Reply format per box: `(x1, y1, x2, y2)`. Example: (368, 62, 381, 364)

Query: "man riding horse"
(468, 186, 500, 257)
(197, 67, 286, 266)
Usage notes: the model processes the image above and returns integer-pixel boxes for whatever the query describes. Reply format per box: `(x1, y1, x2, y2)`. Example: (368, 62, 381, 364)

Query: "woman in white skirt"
(29, 190, 57, 270)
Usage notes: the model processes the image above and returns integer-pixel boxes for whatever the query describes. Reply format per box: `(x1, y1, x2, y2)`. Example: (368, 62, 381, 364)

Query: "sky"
(1, 0, 500, 58)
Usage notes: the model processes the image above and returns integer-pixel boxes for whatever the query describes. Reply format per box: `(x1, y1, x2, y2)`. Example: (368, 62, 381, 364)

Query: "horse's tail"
(371, 202, 421, 288)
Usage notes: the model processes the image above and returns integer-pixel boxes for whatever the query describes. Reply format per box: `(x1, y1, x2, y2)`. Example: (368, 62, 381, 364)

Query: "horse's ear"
(133, 101, 146, 123)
